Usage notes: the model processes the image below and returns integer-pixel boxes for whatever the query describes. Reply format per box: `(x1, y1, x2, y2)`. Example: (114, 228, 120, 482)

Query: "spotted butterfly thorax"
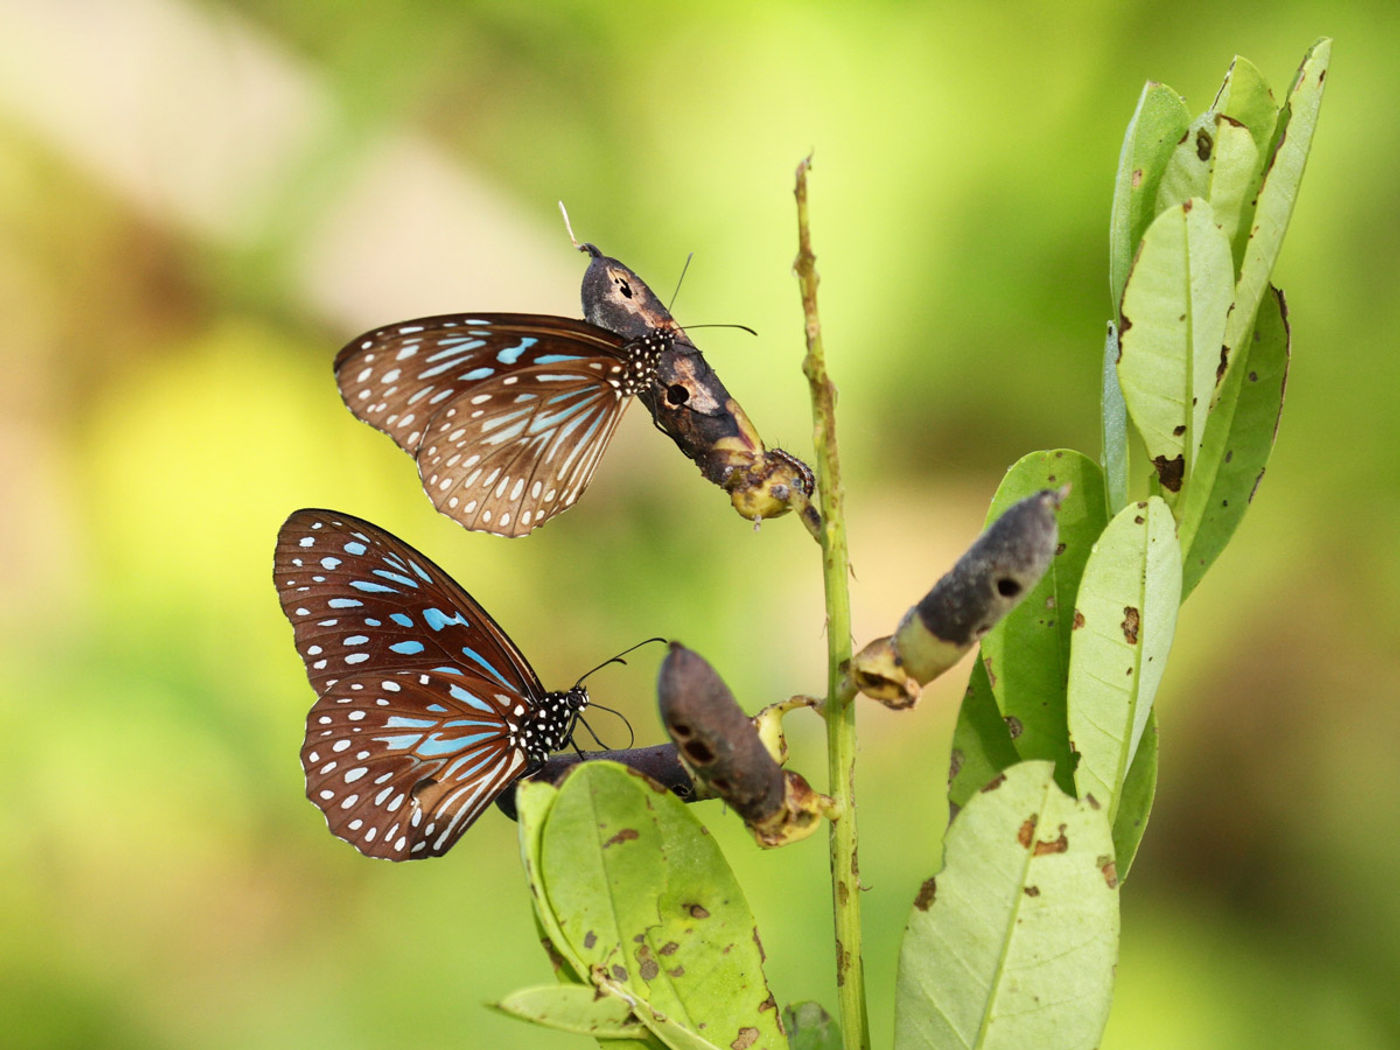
(334, 242, 816, 538)
(274, 508, 589, 860)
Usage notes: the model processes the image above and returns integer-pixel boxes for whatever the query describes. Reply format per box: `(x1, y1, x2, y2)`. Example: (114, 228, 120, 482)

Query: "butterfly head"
(579, 244, 678, 342)
(521, 684, 590, 763)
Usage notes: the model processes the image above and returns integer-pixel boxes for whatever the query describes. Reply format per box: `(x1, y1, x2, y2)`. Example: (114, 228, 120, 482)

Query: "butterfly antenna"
(577, 705, 636, 751)
(668, 251, 695, 313)
(677, 322, 759, 338)
(573, 636, 667, 688)
(558, 200, 582, 250)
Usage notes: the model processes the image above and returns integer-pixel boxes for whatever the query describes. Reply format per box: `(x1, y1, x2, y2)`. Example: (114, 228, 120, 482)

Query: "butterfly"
(274, 508, 590, 860)
(335, 242, 811, 537)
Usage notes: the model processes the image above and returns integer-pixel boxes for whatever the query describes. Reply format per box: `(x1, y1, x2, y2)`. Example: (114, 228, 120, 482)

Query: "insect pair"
(278, 239, 810, 859)
(335, 239, 814, 537)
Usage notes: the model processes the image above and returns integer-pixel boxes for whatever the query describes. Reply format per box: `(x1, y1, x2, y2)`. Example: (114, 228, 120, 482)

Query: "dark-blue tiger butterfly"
(335, 241, 814, 538)
(274, 508, 594, 860)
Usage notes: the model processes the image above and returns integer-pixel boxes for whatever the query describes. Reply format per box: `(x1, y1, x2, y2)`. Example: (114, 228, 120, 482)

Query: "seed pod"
(639, 346, 817, 527)
(852, 487, 1065, 707)
(582, 245, 816, 528)
(657, 643, 832, 847)
(658, 644, 786, 819)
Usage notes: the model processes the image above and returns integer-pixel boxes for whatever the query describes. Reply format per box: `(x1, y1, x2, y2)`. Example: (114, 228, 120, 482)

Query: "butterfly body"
(336, 242, 814, 536)
(274, 508, 587, 859)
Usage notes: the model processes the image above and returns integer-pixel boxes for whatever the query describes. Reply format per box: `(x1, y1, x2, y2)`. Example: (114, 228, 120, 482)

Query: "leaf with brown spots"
(1177, 285, 1291, 597)
(1152, 453, 1185, 492)
(947, 659, 1023, 816)
(1017, 817, 1038, 849)
(529, 761, 783, 1050)
(1121, 606, 1141, 644)
(1099, 855, 1121, 889)
(1118, 198, 1233, 508)
(1109, 82, 1190, 305)
(1033, 824, 1069, 856)
(914, 877, 937, 911)
(1067, 498, 1179, 830)
(491, 983, 646, 1040)
(896, 762, 1118, 1050)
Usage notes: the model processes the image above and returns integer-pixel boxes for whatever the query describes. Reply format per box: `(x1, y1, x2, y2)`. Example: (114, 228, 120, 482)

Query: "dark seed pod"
(582, 243, 816, 528)
(852, 488, 1065, 707)
(657, 643, 833, 847)
(658, 644, 786, 820)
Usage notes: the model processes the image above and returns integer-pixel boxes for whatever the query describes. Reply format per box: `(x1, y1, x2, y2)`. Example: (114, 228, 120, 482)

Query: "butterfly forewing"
(302, 669, 531, 859)
(334, 314, 633, 535)
(274, 509, 540, 695)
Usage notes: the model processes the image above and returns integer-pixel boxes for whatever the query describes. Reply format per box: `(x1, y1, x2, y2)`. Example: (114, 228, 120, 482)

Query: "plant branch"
(794, 154, 870, 1050)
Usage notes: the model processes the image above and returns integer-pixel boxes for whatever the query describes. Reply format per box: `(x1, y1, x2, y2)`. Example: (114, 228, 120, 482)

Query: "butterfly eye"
(666, 384, 691, 406)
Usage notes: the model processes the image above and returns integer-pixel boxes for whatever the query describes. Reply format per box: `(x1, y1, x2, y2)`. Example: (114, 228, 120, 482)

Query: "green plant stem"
(793, 155, 870, 1050)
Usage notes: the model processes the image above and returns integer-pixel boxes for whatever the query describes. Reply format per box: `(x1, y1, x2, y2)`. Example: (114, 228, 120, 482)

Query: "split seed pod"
(657, 643, 830, 847)
(851, 487, 1065, 707)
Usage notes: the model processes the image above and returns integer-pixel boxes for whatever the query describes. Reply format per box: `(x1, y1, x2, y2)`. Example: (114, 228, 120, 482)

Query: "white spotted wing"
(334, 314, 634, 538)
(274, 509, 575, 860)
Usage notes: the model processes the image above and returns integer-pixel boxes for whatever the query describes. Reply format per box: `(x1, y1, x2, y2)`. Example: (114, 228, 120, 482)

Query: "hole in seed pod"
(683, 741, 715, 764)
(666, 384, 690, 405)
(996, 578, 1022, 598)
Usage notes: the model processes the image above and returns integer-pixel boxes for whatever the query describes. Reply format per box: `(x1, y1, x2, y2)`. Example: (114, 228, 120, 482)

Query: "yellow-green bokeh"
(2, 4, 1396, 1048)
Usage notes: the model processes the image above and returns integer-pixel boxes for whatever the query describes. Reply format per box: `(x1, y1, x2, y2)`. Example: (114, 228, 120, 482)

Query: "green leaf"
(1221, 38, 1329, 396)
(784, 1002, 842, 1050)
(947, 657, 1020, 817)
(1210, 56, 1280, 269)
(980, 451, 1108, 794)
(492, 984, 647, 1040)
(1153, 113, 1215, 214)
(1066, 498, 1181, 822)
(894, 761, 1119, 1050)
(1178, 285, 1290, 597)
(1109, 81, 1191, 306)
(587, 975, 728, 1050)
(1211, 55, 1279, 162)
(1117, 198, 1234, 506)
(538, 762, 784, 1050)
(517, 778, 589, 981)
(1101, 323, 1129, 516)
(1202, 114, 1260, 254)
(1111, 707, 1158, 882)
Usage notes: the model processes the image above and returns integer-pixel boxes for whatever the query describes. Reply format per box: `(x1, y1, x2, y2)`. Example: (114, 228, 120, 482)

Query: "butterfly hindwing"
(414, 357, 629, 536)
(301, 668, 531, 860)
(334, 314, 633, 535)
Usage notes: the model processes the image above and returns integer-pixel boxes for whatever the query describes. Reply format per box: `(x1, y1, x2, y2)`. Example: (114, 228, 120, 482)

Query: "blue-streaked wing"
(274, 509, 540, 697)
(334, 313, 630, 537)
(415, 360, 627, 536)
(301, 669, 531, 860)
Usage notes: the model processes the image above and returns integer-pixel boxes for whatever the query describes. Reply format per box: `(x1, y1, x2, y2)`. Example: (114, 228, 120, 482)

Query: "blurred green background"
(1, 2, 1394, 1047)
